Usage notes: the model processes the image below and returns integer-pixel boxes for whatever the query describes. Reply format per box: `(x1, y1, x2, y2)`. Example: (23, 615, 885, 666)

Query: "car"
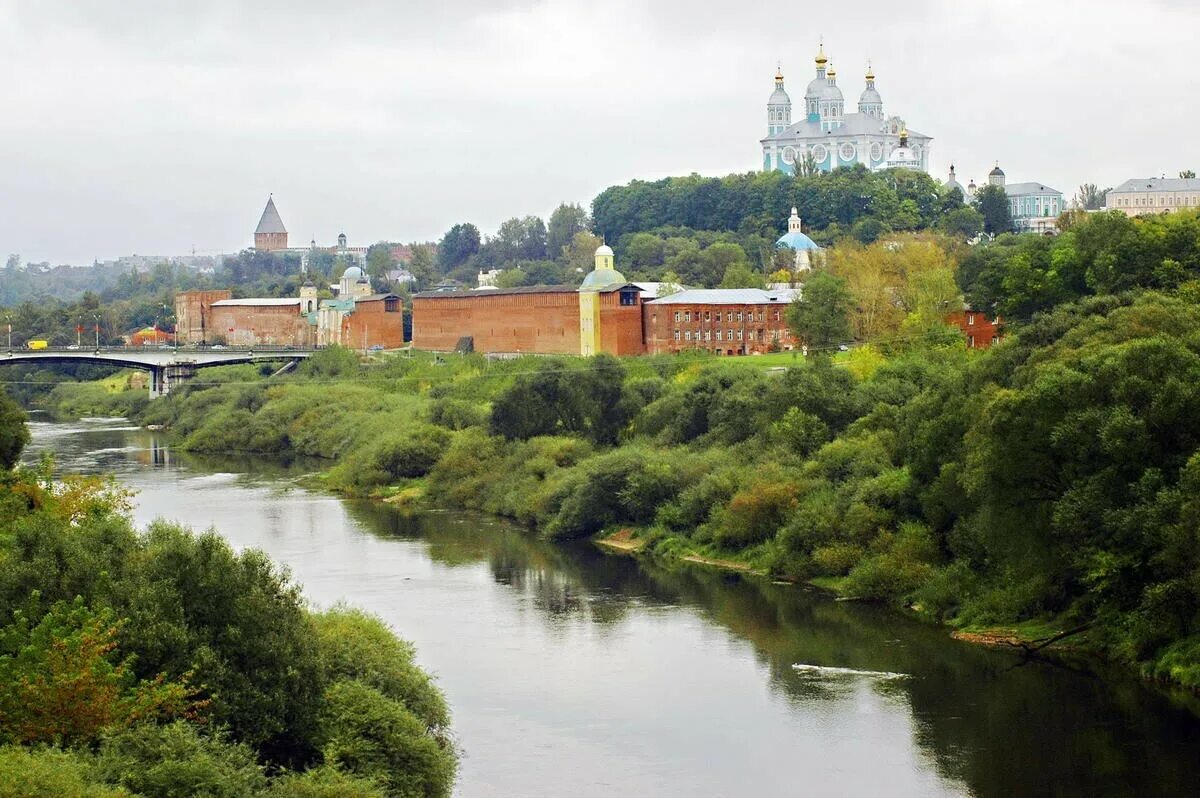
(368, 344, 385, 351)
(209, 344, 226, 350)
(66, 344, 80, 350)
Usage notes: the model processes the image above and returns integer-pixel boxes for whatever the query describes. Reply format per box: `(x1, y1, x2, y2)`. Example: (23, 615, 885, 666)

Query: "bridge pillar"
(148, 364, 197, 398)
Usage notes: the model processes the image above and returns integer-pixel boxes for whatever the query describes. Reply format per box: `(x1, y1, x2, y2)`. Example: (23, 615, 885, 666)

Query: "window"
(673, 330, 680, 341)
(748, 331, 755, 341)
(674, 311, 681, 323)
(384, 297, 400, 312)
(716, 330, 723, 341)
(737, 330, 744, 341)
(967, 314, 975, 325)
(757, 312, 764, 322)
(737, 311, 743, 322)
(685, 330, 692, 341)
(704, 331, 711, 341)
(727, 329, 734, 339)
(727, 312, 734, 322)
(773, 310, 780, 321)
(704, 311, 711, 321)
(684, 311, 692, 322)
(619, 290, 637, 306)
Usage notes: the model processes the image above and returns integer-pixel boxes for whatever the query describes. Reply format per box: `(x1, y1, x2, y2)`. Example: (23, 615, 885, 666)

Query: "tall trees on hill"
(958, 209, 1200, 318)
(436, 223, 481, 273)
(590, 166, 963, 246)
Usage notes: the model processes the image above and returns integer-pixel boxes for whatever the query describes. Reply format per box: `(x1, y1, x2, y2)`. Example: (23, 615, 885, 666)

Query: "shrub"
(0, 745, 125, 798)
(710, 477, 799, 548)
(318, 680, 456, 798)
(265, 766, 385, 798)
(428, 398, 487, 431)
(94, 722, 266, 798)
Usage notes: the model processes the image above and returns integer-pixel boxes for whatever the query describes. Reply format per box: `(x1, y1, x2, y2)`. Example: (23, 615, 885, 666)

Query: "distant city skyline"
(0, 0, 1196, 264)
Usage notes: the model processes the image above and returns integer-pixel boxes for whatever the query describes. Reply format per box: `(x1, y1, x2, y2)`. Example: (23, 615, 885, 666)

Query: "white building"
(761, 44, 932, 175)
(1106, 177, 1200, 216)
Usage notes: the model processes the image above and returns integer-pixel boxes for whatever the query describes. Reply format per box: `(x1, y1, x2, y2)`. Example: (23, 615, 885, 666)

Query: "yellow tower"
(578, 244, 623, 356)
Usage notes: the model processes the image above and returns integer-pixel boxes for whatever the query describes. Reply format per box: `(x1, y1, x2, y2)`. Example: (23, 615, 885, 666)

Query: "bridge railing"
(7, 344, 322, 354)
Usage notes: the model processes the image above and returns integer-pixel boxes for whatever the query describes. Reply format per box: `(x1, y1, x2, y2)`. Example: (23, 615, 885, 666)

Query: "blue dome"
(776, 231, 821, 251)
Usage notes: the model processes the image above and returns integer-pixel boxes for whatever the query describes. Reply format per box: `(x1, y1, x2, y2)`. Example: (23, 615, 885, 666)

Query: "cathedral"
(761, 43, 932, 175)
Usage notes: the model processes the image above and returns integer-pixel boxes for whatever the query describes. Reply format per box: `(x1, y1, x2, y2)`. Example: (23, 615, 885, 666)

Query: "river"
(24, 417, 1200, 797)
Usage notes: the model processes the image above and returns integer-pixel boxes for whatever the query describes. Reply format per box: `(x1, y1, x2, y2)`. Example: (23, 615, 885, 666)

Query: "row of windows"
(1112, 195, 1200, 207)
(670, 309, 781, 323)
(674, 328, 785, 342)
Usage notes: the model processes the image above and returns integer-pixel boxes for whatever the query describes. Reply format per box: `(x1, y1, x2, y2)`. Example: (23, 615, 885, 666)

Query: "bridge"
(0, 346, 317, 397)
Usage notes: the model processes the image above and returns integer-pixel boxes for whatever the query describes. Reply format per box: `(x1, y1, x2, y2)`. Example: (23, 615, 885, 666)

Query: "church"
(761, 43, 932, 175)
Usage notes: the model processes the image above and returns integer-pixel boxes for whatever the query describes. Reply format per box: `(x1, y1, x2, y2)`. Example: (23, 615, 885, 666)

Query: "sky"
(0, 0, 1195, 265)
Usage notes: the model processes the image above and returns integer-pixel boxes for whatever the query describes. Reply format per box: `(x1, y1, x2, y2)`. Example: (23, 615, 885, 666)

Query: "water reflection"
(25, 420, 1200, 798)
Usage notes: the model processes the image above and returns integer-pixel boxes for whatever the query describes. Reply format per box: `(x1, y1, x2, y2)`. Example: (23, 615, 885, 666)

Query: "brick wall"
(339, 296, 406, 350)
(254, 232, 288, 251)
(948, 310, 1002, 349)
(209, 303, 312, 347)
(174, 290, 232, 344)
(644, 301, 796, 355)
(413, 290, 583, 354)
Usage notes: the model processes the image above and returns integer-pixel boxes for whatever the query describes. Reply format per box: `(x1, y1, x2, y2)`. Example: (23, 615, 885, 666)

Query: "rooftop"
(1111, 177, 1200, 193)
(1005, 182, 1063, 197)
(254, 197, 287, 235)
(648, 288, 800, 305)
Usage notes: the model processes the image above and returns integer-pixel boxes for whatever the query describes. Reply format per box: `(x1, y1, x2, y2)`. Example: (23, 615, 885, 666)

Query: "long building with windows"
(761, 43, 931, 175)
(1106, 177, 1200, 216)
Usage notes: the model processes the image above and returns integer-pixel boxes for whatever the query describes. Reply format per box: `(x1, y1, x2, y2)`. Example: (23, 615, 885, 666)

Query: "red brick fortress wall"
(413, 289, 582, 354)
(340, 297, 406, 350)
(643, 301, 795, 355)
(209, 303, 310, 347)
(174, 290, 233, 344)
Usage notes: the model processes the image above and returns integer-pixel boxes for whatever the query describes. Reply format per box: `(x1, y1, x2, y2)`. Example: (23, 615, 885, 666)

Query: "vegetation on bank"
(0, 391, 456, 797)
(42, 285, 1200, 693)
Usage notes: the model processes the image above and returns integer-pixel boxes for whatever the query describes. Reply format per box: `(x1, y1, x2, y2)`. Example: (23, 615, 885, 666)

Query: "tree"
(406, 244, 437, 288)
(796, 152, 819, 177)
(718, 262, 766, 289)
(94, 721, 268, 797)
(787, 271, 853, 350)
(562, 231, 604, 276)
(1181, 170, 1196, 179)
(1074, 183, 1110, 211)
(365, 243, 396, 283)
(0, 390, 29, 469)
(547, 203, 589, 259)
(974, 184, 1012, 235)
(935, 207, 984, 239)
(436, 223, 481, 272)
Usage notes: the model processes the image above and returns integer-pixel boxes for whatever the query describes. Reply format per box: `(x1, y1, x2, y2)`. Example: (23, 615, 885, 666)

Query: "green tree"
(935, 207, 984, 239)
(94, 722, 267, 798)
(318, 681, 456, 798)
(1180, 170, 1196, 179)
(718, 262, 766, 289)
(547, 203, 589, 259)
(0, 390, 29, 470)
(1074, 183, 1109, 211)
(366, 243, 397, 283)
(973, 185, 1012, 235)
(787, 271, 853, 350)
(436, 224, 480, 272)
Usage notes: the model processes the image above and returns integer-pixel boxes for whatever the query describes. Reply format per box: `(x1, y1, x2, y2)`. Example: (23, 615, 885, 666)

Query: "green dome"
(580, 267, 626, 290)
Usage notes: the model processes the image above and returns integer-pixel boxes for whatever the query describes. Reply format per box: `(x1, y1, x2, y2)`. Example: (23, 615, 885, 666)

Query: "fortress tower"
(254, 195, 288, 251)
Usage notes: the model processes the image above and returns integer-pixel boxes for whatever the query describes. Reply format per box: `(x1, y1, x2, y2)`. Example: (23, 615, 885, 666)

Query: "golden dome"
(865, 61, 875, 81)
(827, 62, 837, 78)
(815, 43, 828, 66)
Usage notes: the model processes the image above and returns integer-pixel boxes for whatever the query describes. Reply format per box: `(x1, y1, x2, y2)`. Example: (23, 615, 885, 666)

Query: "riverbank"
(31, 294, 1200, 696)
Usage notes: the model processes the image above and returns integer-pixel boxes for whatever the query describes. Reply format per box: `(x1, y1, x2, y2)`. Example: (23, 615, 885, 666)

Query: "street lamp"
(93, 313, 100, 352)
(5, 314, 11, 352)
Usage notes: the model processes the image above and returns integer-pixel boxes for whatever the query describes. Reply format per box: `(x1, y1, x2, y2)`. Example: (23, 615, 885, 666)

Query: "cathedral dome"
(595, 244, 614, 258)
(769, 86, 791, 106)
(989, 164, 1005, 178)
(859, 86, 882, 105)
(342, 266, 364, 282)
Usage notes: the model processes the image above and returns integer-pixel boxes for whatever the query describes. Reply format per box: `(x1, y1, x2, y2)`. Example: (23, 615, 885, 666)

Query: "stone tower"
(254, 196, 288, 251)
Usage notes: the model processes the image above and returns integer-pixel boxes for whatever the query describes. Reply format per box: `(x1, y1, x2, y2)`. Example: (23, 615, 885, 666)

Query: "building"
(250, 196, 368, 266)
(413, 244, 807, 357)
(412, 246, 644, 356)
(174, 289, 232, 344)
(761, 44, 932, 175)
(1106, 177, 1200, 216)
(945, 163, 1064, 233)
(775, 207, 822, 271)
(254, 196, 288, 251)
(949, 308, 1002, 349)
(644, 288, 799, 355)
(175, 264, 404, 350)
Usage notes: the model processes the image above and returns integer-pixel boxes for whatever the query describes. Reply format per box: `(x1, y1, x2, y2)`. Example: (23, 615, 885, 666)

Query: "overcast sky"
(1, 0, 1195, 265)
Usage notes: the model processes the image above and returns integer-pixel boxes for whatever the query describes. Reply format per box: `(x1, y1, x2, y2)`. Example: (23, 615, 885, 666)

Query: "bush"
(94, 722, 266, 798)
(264, 767, 385, 798)
(311, 606, 449, 737)
(0, 745, 125, 798)
(710, 476, 799, 548)
(319, 680, 456, 798)
(548, 447, 684, 540)
(428, 398, 487, 431)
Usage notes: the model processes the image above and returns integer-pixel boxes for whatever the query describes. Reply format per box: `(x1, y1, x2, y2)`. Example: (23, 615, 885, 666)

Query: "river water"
(24, 417, 1200, 797)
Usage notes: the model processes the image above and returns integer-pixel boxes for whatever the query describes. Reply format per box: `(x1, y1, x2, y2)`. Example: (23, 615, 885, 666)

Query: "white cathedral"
(761, 43, 932, 175)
